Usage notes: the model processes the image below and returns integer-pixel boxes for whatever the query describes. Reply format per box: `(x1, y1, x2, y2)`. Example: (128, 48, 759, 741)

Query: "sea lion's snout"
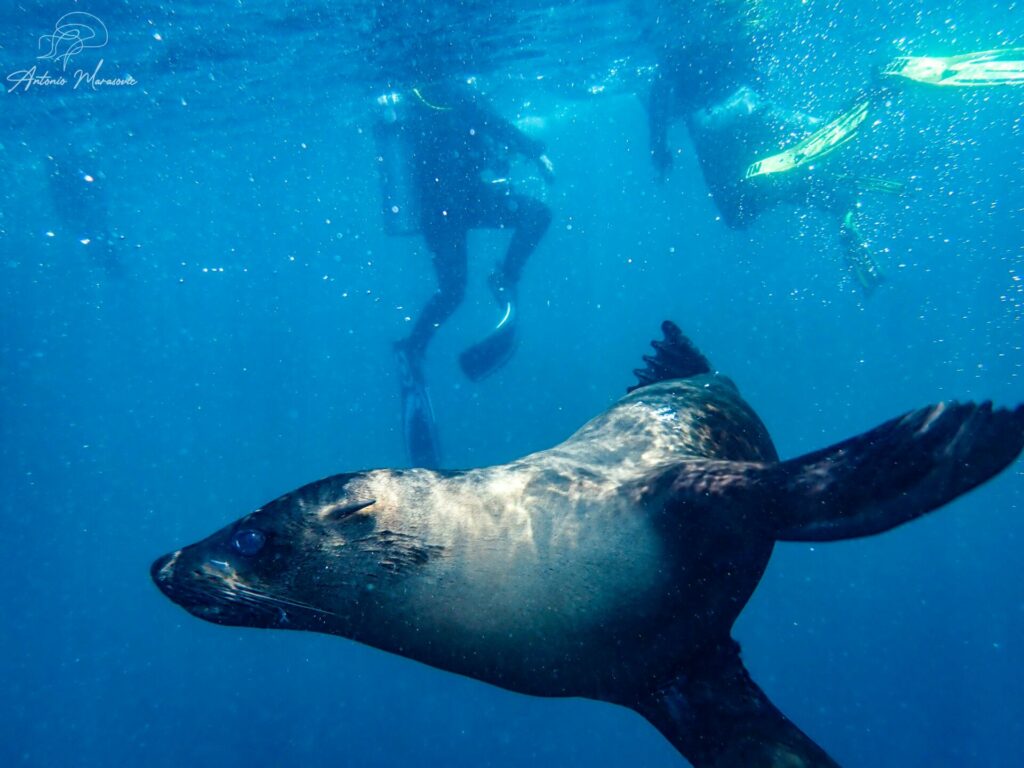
(150, 514, 337, 630)
(150, 548, 219, 613)
(150, 551, 179, 591)
(151, 474, 407, 633)
(150, 544, 239, 617)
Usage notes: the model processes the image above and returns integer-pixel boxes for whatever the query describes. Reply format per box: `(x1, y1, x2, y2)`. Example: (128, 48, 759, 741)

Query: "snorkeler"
(648, 32, 889, 295)
(45, 147, 122, 275)
(648, 5, 1024, 296)
(375, 80, 554, 467)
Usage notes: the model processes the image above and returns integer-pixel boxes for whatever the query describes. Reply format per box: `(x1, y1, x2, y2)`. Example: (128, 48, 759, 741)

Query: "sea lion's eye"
(231, 528, 266, 556)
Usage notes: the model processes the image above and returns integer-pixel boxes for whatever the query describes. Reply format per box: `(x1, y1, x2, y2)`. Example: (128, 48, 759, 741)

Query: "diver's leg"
(398, 228, 469, 363)
(837, 208, 886, 296)
(456, 192, 548, 382)
(488, 193, 552, 301)
(394, 226, 467, 469)
(804, 179, 886, 296)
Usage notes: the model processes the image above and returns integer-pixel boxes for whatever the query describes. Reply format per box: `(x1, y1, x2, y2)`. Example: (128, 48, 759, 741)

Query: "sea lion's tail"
(633, 639, 841, 767)
(765, 400, 1024, 541)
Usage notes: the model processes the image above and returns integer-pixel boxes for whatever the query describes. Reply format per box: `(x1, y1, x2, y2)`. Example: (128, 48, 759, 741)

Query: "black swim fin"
(633, 639, 841, 767)
(395, 346, 442, 468)
(459, 302, 518, 382)
(402, 382, 442, 469)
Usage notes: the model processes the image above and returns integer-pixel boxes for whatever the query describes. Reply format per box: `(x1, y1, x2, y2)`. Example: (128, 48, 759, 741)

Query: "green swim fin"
(745, 100, 870, 179)
(883, 48, 1024, 87)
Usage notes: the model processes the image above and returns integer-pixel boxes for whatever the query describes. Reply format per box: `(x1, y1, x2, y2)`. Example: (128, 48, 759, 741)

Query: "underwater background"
(1, 1, 1022, 765)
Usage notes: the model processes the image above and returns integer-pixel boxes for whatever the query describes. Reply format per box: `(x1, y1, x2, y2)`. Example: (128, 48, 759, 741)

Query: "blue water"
(2, 1, 1022, 766)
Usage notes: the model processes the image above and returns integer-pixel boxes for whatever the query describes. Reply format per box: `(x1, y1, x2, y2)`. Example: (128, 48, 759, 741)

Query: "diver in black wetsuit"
(647, 25, 887, 295)
(388, 82, 554, 467)
(647, 7, 1024, 296)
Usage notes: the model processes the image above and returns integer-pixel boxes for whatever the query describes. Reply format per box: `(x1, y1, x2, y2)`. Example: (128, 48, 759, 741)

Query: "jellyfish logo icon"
(38, 12, 109, 71)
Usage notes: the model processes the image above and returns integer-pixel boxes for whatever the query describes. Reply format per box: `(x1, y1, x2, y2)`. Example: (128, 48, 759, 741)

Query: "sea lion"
(152, 321, 1024, 767)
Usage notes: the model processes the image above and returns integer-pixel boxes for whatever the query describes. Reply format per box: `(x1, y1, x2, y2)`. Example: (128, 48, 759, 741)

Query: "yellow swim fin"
(883, 48, 1024, 87)
(745, 100, 870, 179)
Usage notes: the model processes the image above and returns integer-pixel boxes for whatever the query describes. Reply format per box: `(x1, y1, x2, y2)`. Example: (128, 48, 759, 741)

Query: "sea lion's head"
(151, 471, 432, 634)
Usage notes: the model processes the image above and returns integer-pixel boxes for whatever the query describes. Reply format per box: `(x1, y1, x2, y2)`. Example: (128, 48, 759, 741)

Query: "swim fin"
(745, 100, 870, 179)
(883, 48, 1024, 87)
(395, 345, 442, 468)
(459, 301, 518, 382)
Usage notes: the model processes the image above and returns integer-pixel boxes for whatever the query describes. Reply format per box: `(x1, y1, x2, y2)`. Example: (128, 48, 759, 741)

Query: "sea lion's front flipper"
(633, 640, 841, 767)
(768, 401, 1024, 541)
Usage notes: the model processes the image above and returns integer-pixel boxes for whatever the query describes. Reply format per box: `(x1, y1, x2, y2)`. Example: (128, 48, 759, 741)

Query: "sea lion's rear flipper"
(629, 320, 711, 392)
(767, 401, 1024, 541)
(633, 639, 841, 767)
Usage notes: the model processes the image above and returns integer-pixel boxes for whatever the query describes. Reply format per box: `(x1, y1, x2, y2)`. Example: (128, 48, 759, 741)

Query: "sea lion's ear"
(323, 499, 376, 522)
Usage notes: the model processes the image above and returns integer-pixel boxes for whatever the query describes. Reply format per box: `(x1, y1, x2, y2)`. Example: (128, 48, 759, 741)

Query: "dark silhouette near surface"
(647, 18, 888, 295)
(46, 148, 122, 275)
(380, 82, 554, 467)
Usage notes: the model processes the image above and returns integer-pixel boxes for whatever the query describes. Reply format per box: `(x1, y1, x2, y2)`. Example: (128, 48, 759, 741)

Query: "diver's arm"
(493, 113, 546, 159)
(471, 100, 553, 182)
(463, 97, 545, 159)
(536, 153, 555, 185)
(506, 127, 554, 184)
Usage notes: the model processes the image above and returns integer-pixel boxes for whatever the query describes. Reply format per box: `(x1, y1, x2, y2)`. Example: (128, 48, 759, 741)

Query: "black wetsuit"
(650, 42, 829, 225)
(400, 89, 551, 361)
(648, 42, 885, 292)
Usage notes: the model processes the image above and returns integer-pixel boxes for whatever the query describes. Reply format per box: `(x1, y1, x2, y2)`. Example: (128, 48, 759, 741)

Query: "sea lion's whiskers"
(213, 587, 278, 617)
(233, 585, 337, 617)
